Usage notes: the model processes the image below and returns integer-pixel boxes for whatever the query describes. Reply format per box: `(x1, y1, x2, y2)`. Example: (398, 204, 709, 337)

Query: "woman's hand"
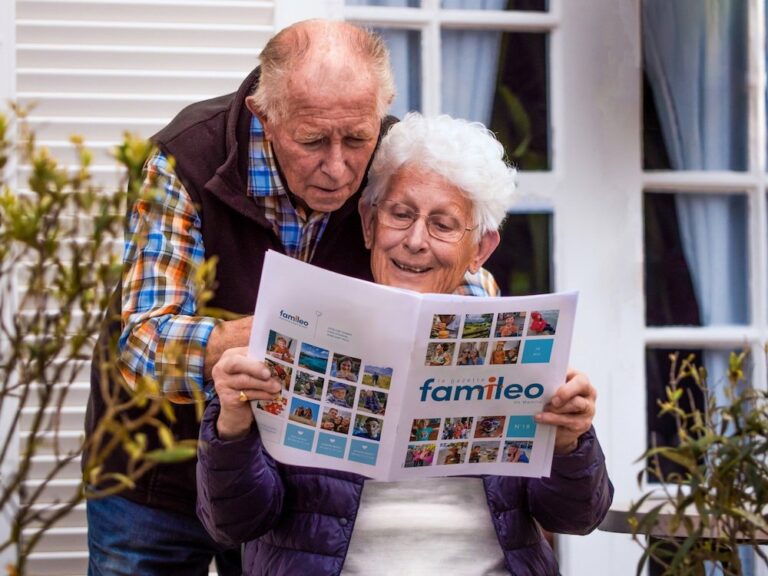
(212, 347, 282, 441)
(534, 368, 596, 454)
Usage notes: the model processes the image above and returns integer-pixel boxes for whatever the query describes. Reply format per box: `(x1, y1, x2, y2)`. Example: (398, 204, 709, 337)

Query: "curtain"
(345, 0, 421, 119)
(441, 0, 506, 123)
(642, 0, 748, 363)
(376, 28, 421, 119)
(642, 1, 751, 573)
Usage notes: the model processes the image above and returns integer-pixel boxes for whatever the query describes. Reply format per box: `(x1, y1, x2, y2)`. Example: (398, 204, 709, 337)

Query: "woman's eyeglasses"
(372, 200, 475, 243)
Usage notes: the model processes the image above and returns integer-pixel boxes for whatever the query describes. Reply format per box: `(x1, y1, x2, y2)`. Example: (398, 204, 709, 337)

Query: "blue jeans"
(87, 495, 241, 576)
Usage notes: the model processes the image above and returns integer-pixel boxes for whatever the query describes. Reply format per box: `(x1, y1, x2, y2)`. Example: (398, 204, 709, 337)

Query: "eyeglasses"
(372, 200, 475, 243)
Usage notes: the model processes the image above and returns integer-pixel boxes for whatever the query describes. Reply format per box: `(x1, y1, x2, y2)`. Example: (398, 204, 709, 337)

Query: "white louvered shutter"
(11, 2, 308, 574)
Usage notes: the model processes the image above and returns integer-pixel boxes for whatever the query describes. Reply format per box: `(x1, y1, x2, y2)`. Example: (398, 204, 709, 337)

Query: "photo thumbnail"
(266, 330, 296, 363)
(410, 418, 441, 442)
(293, 370, 323, 401)
(429, 314, 459, 339)
(527, 310, 559, 336)
(425, 342, 455, 366)
(462, 313, 493, 339)
(320, 406, 351, 434)
(298, 342, 330, 374)
(362, 365, 393, 390)
(494, 312, 526, 338)
(330, 354, 361, 383)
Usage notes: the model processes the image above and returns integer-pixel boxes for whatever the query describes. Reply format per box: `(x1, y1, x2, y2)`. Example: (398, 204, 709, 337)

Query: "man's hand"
(204, 316, 254, 380)
(534, 368, 596, 454)
(213, 347, 282, 441)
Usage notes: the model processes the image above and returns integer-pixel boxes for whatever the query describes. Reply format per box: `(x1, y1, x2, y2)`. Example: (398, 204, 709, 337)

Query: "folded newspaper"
(248, 251, 577, 480)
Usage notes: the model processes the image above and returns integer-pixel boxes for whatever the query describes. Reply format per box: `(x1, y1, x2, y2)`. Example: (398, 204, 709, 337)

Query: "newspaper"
(248, 251, 577, 480)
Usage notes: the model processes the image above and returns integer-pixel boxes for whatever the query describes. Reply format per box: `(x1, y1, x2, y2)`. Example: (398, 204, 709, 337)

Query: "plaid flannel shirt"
(119, 117, 499, 402)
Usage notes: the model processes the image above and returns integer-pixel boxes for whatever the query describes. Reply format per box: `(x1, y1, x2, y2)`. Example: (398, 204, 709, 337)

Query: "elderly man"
(84, 19, 496, 576)
(84, 19, 394, 576)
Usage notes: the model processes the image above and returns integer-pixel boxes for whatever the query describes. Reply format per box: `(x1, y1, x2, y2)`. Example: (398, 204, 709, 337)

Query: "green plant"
(0, 104, 206, 575)
(629, 350, 768, 575)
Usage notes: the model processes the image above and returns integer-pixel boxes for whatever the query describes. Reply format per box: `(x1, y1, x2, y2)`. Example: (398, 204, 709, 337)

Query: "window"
(344, 0, 555, 296)
(642, 1, 763, 573)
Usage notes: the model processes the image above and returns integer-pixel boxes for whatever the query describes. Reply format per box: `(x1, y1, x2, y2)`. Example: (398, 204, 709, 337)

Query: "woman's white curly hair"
(361, 112, 517, 235)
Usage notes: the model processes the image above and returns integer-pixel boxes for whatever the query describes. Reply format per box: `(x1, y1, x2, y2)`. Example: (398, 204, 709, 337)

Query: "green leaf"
(144, 446, 197, 463)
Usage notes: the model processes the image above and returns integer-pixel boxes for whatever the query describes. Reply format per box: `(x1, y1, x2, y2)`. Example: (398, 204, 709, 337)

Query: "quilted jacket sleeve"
(527, 427, 614, 534)
(196, 397, 286, 546)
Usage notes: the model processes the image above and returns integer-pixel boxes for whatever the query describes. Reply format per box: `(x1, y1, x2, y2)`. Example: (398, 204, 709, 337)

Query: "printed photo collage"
(257, 329, 394, 466)
(404, 414, 538, 468)
(426, 309, 561, 368)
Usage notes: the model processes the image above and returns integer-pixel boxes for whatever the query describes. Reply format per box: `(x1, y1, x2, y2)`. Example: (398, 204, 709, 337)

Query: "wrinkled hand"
(213, 347, 282, 441)
(534, 368, 596, 454)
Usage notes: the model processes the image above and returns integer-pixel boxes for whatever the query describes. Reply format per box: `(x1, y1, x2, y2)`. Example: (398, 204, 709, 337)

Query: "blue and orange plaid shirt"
(119, 117, 499, 402)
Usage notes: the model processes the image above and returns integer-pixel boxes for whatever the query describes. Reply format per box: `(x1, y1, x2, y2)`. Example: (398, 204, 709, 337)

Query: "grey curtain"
(441, 0, 506, 123)
(642, 1, 752, 572)
(643, 0, 748, 332)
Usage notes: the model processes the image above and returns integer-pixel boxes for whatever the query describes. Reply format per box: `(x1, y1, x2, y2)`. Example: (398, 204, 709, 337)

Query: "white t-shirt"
(341, 477, 508, 575)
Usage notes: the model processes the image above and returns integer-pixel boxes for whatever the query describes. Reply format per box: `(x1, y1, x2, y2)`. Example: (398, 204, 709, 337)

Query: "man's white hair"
(251, 19, 395, 122)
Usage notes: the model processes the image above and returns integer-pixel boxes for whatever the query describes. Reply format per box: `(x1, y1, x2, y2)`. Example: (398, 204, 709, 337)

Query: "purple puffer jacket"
(197, 398, 613, 576)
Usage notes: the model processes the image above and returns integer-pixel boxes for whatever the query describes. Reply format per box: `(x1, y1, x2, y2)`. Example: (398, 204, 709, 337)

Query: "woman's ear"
(468, 231, 501, 274)
(358, 198, 375, 249)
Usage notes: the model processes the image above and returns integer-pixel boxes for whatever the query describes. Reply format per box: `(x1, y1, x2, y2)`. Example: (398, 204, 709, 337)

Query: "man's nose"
(321, 143, 347, 180)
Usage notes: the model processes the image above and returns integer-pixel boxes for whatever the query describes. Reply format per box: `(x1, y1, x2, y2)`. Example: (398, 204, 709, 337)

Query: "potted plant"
(628, 350, 768, 575)
(0, 105, 206, 574)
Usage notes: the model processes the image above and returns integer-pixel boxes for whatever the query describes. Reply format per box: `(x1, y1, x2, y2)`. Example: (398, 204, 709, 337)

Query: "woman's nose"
(403, 215, 430, 250)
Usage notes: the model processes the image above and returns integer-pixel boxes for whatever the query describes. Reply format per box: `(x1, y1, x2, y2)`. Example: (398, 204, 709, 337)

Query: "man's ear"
(468, 230, 501, 274)
(245, 96, 272, 140)
(358, 198, 376, 250)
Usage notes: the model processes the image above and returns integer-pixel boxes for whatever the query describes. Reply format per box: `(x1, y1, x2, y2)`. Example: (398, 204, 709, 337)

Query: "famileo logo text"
(419, 376, 544, 403)
(279, 309, 310, 327)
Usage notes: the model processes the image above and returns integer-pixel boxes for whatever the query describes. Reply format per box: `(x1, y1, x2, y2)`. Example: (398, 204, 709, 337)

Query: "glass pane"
(346, 0, 420, 6)
(441, 0, 547, 11)
(484, 213, 552, 296)
(642, 0, 748, 171)
(372, 28, 421, 119)
(441, 30, 549, 170)
(644, 192, 748, 326)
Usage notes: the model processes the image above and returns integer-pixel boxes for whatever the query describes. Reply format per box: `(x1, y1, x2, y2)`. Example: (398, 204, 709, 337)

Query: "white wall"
(555, 1, 645, 573)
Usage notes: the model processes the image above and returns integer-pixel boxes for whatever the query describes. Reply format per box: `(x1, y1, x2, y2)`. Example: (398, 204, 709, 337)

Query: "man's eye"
(390, 208, 414, 221)
(345, 137, 368, 147)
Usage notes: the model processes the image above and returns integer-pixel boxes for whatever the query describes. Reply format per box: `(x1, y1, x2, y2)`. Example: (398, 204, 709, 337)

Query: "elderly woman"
(196, 113, 613, 576)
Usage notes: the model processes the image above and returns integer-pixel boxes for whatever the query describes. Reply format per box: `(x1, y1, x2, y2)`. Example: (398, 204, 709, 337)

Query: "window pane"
(440, 0, 547, 11)
(441, 30, 549, 170)
(484, 213, 552, 296)
(372, 28, 422, 118)
(644, 192, 748, 326)
(642, 0, 748, 171)
(346, 0, 420, 6)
